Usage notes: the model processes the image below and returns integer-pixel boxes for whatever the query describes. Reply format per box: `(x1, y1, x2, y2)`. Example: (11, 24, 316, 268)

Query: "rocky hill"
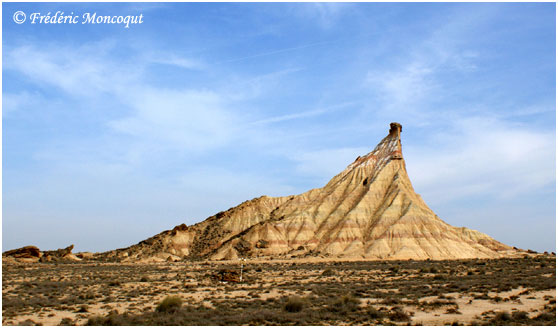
(101, 122, 517, 262)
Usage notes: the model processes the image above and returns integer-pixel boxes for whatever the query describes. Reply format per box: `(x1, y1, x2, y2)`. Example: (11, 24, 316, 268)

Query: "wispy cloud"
(147, 54, 205, 70)
(4, 40, 335, 170)
(406, 116, 555, 203)
(362, 8, 488, 125)
(109, 88, 240, 151)
(5, 42, 140, 97)
(295, 3, 352, 29)
(215, 39, 335, 65)
(366, 63, 435, 109)
(2, 91, 41, 116)
(222, 67, 303, 100)
(4, 42, 243, 154)
(250, 102, 355, 125)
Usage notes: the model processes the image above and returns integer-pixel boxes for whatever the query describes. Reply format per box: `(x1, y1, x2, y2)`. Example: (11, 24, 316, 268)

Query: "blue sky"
(3, 2, 556, 253)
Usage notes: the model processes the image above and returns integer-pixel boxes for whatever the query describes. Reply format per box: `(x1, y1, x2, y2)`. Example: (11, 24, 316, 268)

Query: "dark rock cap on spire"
(389, 122, 402, 135)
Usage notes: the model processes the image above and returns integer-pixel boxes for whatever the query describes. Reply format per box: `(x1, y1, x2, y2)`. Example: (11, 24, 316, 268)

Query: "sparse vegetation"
(2, 255, 555, 326)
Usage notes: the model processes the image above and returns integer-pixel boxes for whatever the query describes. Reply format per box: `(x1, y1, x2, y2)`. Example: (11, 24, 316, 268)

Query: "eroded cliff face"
(104, 123, 515, 262)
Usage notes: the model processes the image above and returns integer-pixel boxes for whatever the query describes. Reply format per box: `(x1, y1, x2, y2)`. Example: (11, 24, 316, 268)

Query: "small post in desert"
(240, 258, 246, 282)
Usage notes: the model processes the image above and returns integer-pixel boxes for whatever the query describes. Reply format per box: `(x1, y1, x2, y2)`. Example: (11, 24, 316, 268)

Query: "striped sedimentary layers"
(106, 122, 515, 262)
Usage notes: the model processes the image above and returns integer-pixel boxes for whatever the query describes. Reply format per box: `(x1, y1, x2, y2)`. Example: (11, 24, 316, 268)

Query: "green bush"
(156, 296, 183, 313)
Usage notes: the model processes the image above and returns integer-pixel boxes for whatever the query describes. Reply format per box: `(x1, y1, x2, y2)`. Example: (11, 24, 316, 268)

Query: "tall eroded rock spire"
(105, 123, 517, 262)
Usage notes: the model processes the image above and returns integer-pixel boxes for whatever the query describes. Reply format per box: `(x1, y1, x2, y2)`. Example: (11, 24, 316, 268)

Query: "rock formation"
(103, 123, 517, 262)
(40, 244, 81, 262)
(3, 244, 80, 262)
(3, 246, 41, 259)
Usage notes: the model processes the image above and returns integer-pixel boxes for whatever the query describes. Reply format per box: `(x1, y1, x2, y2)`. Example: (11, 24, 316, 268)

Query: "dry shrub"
(534, 312, 555, 321)
(59, 317, 74, 325)
(156, 296, 183, 313)
(76, 305, 89, 313)
(366, 306, 385, 319)
(284, 296, 305, 313)
(491, 311, 511, 323)
(329, 295, 360, 313)
(388, 307, 411, 322)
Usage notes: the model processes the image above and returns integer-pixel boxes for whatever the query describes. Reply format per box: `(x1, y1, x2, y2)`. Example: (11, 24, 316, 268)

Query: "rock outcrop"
(40, 245, 81, 262)
(104, 123, 517, 262)
(3, 244, 80, 262)
(3, 246, 41, 259)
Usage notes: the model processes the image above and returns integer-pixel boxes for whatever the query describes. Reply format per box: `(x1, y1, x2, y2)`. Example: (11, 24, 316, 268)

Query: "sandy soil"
(2, 256, 555, 326)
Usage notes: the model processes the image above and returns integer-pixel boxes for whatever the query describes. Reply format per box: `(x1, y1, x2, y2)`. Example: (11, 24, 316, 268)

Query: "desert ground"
(2, 255, 555, 326)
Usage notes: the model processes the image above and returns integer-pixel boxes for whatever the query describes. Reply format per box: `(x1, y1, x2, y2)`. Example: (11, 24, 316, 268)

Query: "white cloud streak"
(406, 117, 555, 203)
(5, 43, 138, 97)
(109, 88, 239, 151)
(148, 55, 205, 70)
(4, 43, 244, 154)
(250, 102, 355, 125)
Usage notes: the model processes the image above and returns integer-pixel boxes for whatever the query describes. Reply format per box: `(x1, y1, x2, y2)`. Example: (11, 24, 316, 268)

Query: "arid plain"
(2, 255, 555, 326)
